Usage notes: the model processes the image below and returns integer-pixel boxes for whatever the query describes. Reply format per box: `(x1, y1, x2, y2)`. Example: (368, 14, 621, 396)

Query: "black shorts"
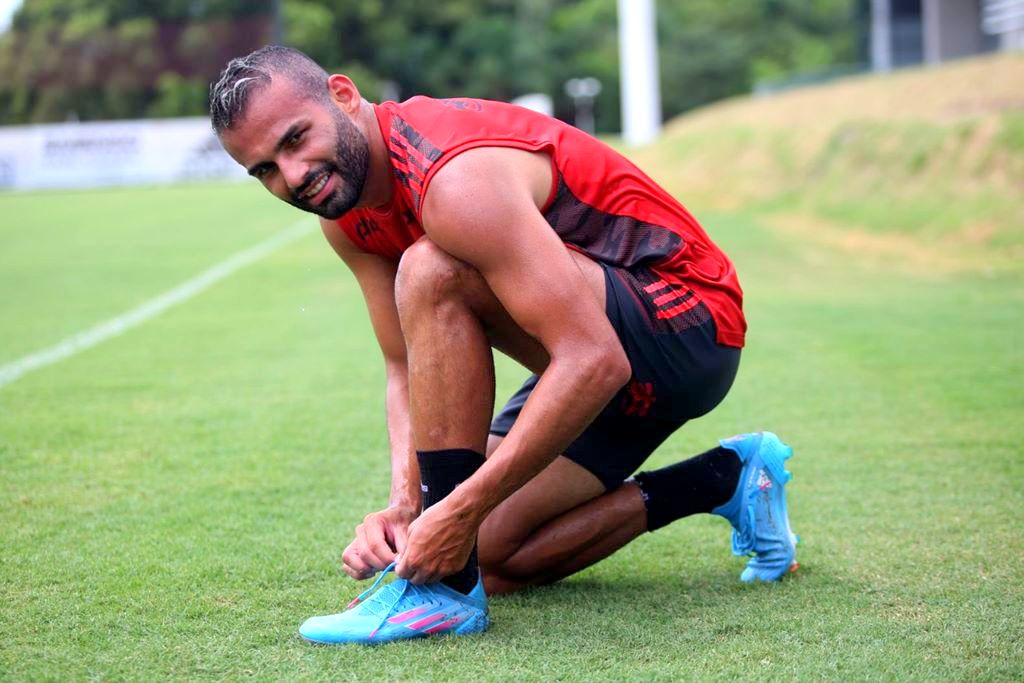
(490, 262, 741, 490)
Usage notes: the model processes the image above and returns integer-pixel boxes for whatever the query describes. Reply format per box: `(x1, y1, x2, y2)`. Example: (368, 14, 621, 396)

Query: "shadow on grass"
(489, 564, 811, 615)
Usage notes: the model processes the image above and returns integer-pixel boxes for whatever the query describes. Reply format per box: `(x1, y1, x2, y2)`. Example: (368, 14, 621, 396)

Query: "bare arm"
(397, 148, 630, 581)
(320, 218, 419, 576)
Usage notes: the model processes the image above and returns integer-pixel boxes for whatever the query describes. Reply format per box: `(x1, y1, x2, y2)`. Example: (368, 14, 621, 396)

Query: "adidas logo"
(757, 469, 772, 491)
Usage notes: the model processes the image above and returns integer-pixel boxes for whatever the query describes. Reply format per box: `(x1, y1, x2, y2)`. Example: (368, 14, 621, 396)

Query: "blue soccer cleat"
(712, 431, 799, 582)
(299, 562, 489, 645)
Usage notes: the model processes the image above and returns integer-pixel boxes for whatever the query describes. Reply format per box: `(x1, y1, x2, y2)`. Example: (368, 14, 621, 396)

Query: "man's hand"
(341, 505, 418, 580)
(395, 499, 480, 584)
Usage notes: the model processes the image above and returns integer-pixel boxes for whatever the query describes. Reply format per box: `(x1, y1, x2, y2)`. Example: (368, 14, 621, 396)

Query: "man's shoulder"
(383, 95, 491, 116)
(381, 96, 544, 139)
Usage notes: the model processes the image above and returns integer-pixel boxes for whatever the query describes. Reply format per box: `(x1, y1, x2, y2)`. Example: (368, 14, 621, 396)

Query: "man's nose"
(280, 158, 309, 194)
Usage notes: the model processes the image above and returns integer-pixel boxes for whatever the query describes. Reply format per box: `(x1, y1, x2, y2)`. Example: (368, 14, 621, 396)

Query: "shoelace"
(345, 561, 414, 640)
(346, 561, 399, 609)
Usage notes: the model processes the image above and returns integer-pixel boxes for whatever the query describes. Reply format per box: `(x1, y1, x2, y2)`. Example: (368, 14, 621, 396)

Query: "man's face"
(220, 77, 369, 219)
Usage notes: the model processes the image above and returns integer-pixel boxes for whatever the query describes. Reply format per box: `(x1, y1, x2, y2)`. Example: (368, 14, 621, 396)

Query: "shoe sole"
(299, 613, 490, 645)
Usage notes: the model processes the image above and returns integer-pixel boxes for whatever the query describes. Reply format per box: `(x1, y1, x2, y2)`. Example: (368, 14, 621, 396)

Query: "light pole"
(617, 0, 661, 146)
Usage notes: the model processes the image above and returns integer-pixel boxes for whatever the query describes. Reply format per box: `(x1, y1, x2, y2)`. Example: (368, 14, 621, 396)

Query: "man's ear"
(327, 74, 361, 113)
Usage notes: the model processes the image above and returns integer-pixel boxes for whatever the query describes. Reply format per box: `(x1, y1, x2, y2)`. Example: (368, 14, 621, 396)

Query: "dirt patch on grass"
(767, 212, 1020, 275)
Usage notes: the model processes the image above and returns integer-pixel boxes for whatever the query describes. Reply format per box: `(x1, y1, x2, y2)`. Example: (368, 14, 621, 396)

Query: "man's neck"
(356, 102, 394, 209)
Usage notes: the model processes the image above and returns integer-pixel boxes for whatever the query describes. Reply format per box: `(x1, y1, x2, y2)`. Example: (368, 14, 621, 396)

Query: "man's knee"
(477, 505, 546, 583)
(395, 237, 473, 314)
(478, 529, 542, 595)
(477, 510, 523, 574)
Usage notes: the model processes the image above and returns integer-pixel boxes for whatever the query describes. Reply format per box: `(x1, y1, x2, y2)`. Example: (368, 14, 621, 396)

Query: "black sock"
(416, 448, 486, 594)
(632, 446, 742, 532)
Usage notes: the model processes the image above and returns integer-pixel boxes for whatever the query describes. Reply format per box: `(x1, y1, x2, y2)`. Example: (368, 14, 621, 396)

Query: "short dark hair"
(209, 45, 329, 134)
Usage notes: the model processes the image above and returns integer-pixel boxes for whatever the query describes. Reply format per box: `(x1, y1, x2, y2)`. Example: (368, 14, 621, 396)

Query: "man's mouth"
(299, 171, 331, 201)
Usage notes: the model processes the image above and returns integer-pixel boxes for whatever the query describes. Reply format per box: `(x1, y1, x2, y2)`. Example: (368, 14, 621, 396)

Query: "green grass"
(2, 181, 1022, 680)
(0, 183, 297, 360)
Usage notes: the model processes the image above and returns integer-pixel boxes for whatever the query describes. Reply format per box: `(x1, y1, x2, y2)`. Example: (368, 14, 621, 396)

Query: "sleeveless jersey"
(336, 97, 746, 348)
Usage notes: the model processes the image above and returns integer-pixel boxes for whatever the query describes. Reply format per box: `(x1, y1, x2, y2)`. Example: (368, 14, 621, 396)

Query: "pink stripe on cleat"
(387, 606, 431, 624)
(408, 612, 445, 630)
(424, 616, 463, 635)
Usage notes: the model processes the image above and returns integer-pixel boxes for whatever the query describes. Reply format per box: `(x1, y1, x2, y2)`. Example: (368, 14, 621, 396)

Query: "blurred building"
(870, 0, 1022, 71)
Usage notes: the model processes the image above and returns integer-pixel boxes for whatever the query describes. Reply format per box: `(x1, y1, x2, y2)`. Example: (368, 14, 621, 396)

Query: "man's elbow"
(583, 344, 631, 397)
(607, 345, 633, 390)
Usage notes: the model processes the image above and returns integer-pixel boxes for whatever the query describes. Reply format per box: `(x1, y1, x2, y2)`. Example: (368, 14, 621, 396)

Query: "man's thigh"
(488, 261, 741, 490)
(477, 434, 605, 568)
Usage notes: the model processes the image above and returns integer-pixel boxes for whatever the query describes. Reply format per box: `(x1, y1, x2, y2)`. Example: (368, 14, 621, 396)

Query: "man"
(210, 46, 798, 645)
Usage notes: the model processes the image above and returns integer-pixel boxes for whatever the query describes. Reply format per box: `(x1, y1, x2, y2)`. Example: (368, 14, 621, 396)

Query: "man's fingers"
(355, 523, 391, 569)
(395, 553, 411, 580)
(341, 543, 374, 579)
(362, 518, 398, 566)
(396, 555, 438, 585)
(341, 562, 366, 580)
(412, 566, 440, 585)
(392, 524, 409, 555)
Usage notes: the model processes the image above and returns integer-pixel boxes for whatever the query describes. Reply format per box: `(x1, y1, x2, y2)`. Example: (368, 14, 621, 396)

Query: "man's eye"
(288, 131, 303, 146)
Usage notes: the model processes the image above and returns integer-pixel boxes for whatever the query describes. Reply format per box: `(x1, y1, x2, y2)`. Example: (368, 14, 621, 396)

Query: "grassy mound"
(635, 53, 1024, 272)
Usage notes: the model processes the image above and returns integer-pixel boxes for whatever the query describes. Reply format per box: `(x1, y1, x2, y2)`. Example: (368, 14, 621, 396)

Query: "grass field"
(3, 60, 1023, 680)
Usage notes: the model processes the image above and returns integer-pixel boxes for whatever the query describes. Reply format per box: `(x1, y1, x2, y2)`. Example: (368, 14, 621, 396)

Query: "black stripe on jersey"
(389, 139, 429, 174)
(392, 117, 443, 164)
(543, 176, 684, 269)
(391, 168, 423, 208)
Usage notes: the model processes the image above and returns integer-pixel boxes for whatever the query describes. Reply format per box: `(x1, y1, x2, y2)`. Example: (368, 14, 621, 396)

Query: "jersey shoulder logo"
(441, 98, 484, 112)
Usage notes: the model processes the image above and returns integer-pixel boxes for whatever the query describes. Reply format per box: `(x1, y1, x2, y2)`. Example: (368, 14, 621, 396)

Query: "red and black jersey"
(337, 96, 746, 348)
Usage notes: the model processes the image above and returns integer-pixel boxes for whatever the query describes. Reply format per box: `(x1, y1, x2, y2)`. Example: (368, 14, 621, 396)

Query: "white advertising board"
(0, 117, 247, 191)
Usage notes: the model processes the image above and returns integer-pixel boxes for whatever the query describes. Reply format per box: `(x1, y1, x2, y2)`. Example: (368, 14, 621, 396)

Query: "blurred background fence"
(0, 117, 244, 190)
(0, 0, 1019, 190)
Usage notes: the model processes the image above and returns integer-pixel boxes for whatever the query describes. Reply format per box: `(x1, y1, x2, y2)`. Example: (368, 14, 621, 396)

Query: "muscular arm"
(321, 219, 419, 573)
(419, 148, 631, 524)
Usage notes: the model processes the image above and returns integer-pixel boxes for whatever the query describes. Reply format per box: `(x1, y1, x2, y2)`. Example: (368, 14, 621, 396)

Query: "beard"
(290, 106, 370, 219)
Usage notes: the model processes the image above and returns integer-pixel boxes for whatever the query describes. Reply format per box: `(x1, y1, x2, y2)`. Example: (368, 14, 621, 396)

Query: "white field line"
(0, 219, 315, 389)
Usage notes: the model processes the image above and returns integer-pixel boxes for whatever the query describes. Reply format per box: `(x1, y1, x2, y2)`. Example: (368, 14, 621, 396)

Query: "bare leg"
(395, 238, 551, 451)
(478, 436, 649, 594)
(396, 238, 647, 592)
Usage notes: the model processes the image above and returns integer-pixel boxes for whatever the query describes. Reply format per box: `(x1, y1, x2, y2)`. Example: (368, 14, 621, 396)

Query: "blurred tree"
(148, 72, 208, 117)
(0, 0, 276, 122)
(649, 0, 859, 130)
(284, 1, 335, 61)
(549, 0, 621, 131)
(0, 0, 860, 129)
